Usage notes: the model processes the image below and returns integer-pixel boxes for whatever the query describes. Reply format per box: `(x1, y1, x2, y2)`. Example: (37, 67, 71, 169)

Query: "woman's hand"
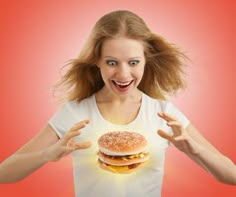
(157, 112, 236, 184)
(157, 112, 201, 155)
(45, 119, 92, 162)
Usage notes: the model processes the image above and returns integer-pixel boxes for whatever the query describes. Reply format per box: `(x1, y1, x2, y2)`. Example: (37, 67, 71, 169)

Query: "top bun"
(98, 131, 147, 156)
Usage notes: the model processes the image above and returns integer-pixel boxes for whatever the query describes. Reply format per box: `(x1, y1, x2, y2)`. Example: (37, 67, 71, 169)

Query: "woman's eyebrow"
(103, 56, 118, 59)
(103, 56, 142, 59)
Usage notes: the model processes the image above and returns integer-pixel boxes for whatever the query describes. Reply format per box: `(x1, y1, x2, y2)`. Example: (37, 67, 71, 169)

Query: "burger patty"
(98, 159, 141, 169)
(98, 151, 149, 161)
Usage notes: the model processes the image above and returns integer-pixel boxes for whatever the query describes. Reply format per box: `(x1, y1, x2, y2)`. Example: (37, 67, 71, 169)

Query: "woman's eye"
(129, 60, 140, 66)
(106, 60, 117, 66)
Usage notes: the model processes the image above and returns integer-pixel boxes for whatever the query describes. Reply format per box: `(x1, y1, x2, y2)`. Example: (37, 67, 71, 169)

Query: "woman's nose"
(116, 64, 130, 77)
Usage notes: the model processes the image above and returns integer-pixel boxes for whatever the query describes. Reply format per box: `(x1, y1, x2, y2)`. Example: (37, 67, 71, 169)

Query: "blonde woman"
(0, 10, 235, 197)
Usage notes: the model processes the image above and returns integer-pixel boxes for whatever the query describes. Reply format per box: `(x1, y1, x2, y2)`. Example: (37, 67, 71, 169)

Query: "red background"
(0, 0, 235, 196)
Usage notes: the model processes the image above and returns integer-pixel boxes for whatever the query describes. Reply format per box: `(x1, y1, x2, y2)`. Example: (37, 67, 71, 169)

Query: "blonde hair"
(54, 10, 187, 101)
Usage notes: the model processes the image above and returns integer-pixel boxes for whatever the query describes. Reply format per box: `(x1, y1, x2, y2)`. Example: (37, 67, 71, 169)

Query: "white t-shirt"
(49, 93, 190, 197)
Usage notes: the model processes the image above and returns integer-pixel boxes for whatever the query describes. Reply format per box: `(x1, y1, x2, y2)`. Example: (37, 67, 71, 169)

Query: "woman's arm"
(157, 112, 236, 185)
(0, 120, 91, 183)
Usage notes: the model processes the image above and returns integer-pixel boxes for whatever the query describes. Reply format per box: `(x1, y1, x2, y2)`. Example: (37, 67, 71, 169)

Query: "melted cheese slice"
(107, 165, 129, 173)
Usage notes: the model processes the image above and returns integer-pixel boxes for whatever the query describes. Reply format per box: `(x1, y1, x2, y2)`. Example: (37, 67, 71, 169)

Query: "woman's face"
(97, 37, 146, 97)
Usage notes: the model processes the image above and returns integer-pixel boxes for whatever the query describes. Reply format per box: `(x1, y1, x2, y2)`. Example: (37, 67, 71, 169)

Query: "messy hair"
(54, 10, 188, 101)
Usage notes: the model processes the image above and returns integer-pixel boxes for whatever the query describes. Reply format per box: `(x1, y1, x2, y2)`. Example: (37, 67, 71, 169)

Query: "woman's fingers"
(74, 141, 92, 150)
(158, 112, 177, 122)
(158, 112, 183, 135)
(62, 119, 90, 145)
(157, 129, 173, 141)
(64, 130, 81, 142)
(166, 121, 182, 128)
(157, 112, 185, 142)
(69, 119, 90, 132)
(157, 113, 197, 154)
(166, 121, 183, 135)
(63, 141, 92, 156)
(157, 129, 186, 144)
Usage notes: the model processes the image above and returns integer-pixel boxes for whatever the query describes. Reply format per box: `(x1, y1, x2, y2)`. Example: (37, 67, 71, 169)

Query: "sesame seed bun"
(98, 131, 147, 156)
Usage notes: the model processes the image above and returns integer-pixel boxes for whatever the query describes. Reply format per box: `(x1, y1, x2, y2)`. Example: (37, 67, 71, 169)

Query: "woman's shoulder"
(64, 95, 94, 107)
(143, 93, 172, 110)
(143, 93, 190, 126)
(57, 95, 95, 114)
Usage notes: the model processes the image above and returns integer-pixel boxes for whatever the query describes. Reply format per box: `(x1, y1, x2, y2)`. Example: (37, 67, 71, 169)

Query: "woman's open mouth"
(111, 80, 134, 92)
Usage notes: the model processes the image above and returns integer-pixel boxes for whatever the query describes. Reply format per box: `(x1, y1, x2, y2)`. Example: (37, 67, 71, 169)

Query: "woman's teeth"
(112, 80, 133, 88)
(115, 81, 131, 86)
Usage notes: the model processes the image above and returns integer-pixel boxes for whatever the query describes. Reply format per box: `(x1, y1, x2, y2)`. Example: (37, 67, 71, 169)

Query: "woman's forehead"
(101, 37, 145, 58)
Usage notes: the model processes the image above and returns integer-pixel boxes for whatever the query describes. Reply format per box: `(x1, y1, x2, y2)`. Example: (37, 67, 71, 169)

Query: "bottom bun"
(98, 159, 144, 174)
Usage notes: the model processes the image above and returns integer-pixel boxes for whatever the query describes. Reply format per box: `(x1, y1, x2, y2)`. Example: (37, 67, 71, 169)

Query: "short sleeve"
(48, 102, 78, 138)
(165, 101, 190, 128)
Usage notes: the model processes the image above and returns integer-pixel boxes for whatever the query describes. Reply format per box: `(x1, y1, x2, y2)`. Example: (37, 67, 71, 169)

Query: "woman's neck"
(95, 87, 142, 104)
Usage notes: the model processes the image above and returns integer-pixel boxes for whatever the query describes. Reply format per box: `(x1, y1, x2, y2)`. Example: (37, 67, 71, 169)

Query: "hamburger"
(97, 131, 149, 173)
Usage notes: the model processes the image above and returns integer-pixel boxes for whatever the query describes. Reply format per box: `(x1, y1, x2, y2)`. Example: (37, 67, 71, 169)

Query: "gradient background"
(0, 0, 235, 196)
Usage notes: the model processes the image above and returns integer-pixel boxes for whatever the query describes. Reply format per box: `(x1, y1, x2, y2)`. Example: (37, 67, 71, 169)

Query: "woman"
(0, 10, 235, 197)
